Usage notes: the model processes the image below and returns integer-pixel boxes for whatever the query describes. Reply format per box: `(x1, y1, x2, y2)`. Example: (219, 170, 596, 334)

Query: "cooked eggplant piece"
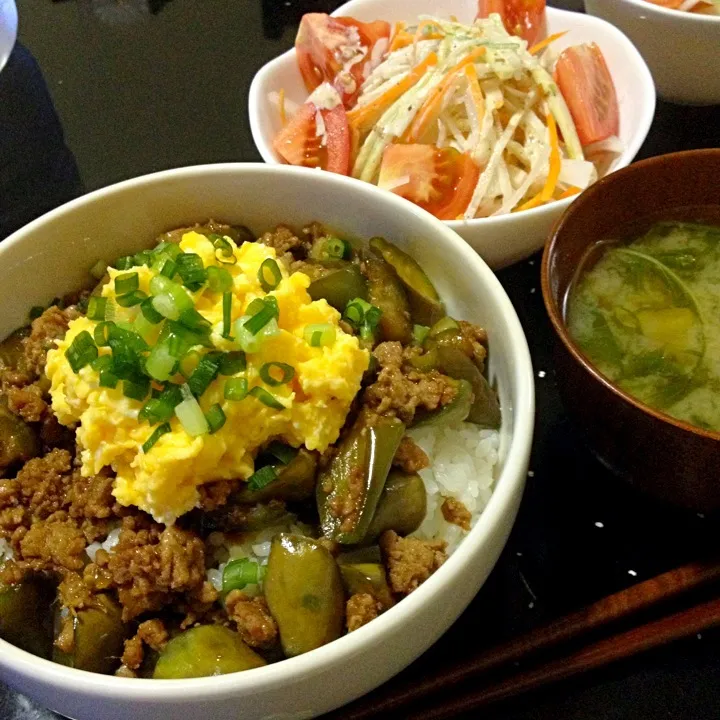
(317, 413, 405, 544)
(308, 265, 368, 311)
(237, 449, 318, 504)
(153, 625, 266, 679)
(336, 545, 383, 566)
(0, 328, 28, 370)
(339, 563, 395, 609)
(412, 378, 473, 428)
(201, 499, 293, 534)
(53, 593, 125, 674)
(0, 576, 55, 658)
(365, 470, 427, 542)
(263, 534, 344, 657)
(0, 404, 41, 473)
(364, 256, 412, 343)
(369, 237, 445, 325)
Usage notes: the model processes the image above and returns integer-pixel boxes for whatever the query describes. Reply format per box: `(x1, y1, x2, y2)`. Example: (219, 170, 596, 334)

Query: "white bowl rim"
(619, 0, 720, 23)
(248, 4, 656, 233)
(0, 162, 534, 703)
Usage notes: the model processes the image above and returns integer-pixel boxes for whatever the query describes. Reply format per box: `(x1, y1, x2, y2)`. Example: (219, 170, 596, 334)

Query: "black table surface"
(1, 0, 720, 718)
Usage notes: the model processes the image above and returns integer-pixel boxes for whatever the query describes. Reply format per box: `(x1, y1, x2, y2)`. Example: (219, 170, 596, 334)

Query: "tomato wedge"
(295, 13, 391, 107)
(378, 145, 480, 220)
(476, 0, 547, 46)
(555, 43, 620, 146)
(273, 99, 351, 175)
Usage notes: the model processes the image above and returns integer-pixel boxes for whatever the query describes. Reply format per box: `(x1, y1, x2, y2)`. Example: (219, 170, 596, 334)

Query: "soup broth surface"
(568, 218, 720, 433)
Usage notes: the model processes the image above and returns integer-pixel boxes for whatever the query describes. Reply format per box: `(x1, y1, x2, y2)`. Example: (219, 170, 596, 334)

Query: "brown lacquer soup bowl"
(542, 149, 720, 513)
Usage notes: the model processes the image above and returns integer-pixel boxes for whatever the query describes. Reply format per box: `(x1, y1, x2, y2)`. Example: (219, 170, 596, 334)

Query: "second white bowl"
(249, 0, 655, 269)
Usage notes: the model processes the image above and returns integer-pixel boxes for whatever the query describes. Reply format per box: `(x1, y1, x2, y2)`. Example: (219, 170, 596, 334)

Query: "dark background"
(1, 0, 719, 717)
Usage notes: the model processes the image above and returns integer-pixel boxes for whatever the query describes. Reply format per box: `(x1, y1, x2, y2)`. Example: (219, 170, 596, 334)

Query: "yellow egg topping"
(46, 231, 369, 525)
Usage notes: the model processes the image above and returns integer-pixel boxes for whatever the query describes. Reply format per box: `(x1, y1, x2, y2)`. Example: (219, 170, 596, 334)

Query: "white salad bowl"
(249, 0, 655, 269)
(0, 163, 534, 720)
(0, 0, 17, 74)
(585, 0, 720, 105)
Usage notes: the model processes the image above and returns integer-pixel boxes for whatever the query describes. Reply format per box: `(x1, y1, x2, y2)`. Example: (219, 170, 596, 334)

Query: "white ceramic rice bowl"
(248, 0, 655, 269)
(585, 0, 720, 106)
(0, 164, 534, 720)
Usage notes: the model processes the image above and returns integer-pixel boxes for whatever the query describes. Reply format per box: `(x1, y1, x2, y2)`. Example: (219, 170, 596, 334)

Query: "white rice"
(205, 423, 500, 588)
(0, 537, 14, 564)
(85, 525, 122, 563)
(408, 422, 500, 553)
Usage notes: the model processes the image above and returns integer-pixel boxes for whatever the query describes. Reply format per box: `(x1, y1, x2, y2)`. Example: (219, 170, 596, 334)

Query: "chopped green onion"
(247, 465, 278, 492)
(243, 298, 279, 335)
(258, 259, 282, 292)
(211, 235, 237, 265)
(222, 291, 233, 339)
(138, 397, 175, 424)
(152, 257, 177, 279)
(413, 324, 430, 345)
(123, 375, 150, 401)
(107, 326, 147, 380)
(114, 272, 139, 296)
(115, 256, 135, 271)
(140, 297, 164, 324)
(91, 355, 113, 372)
(179, 307, 212, 335)
(153, 241, 182, 261)
(87, 296, 108, 321)
(149, 275, 174, 296)
(235, 317, 278, 353)
(187, 353, 222, 397)
(205, 403, 226, 434)
(249, 386, 284, 410)
(116, 290, 148, 308)
(224, 377, 248, 401)
(265, 441, 297, 465)
(29, 306, 45, 321)
(142, 422, 171, 453)
(133, 312, 158, 344)
(175, 384, 209, 436)
(90, 260, 107, 280)
(325, 236, 350, 259)
(133, 250, 152, 267)
(146, 342, 179, 381)
(343, 301, 364, 327)
(207, 266, 233, 293)
(304, 323, 336, 347)
(99, 369, 119, 389)
(219, 351, 246, 375)
(92, 356, 119, 389)
(222, 558, 261, 593)
(94, 321, 114, 347)
(65, 331, 98, 373)
(176, 253, 207, 290)
(259, 362, 295, 386)
(164, 320, 211, 355)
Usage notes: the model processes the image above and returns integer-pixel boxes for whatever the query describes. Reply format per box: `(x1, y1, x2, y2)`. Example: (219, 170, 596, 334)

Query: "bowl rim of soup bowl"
(0, 163, 534, 706)
(620, 0, 720, 23)
(542, 148, 720, 444)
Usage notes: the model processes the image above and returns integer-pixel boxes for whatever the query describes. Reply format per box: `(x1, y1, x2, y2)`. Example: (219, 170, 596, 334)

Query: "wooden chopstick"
(411, 595, 720, 719)
(333, 559, 720, 720)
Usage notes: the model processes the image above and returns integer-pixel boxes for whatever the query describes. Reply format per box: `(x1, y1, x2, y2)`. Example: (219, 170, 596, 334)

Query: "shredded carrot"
(347, 52, 438, 134)
(278, 88, 287, 127)
(558, 185, 581, 199)
(389, 22, 409, 52)
(464, 64, 485, 121)
(515, 113, 561, 212)
(528, 31, 568, 56)
(404, 48, 486, 143)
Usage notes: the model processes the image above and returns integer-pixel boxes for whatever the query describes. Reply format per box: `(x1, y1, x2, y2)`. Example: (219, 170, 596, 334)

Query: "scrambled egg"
(46, 232, 369, 524)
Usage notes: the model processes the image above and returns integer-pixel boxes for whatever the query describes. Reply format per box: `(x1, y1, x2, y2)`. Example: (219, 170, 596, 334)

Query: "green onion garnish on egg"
(141, 422, 171, 453)
(259, 362, 295, 386)
(86, 296, 108, 321)
(249, 386, 284, 410)
(258, 258, 282, 292)
(205, 403, 226, 434)
(65, 331, 98, 373)
(303, 323, 335, 347)
(247, 465, 277, 492)
(114, 272, 139, 296)
(224, 377, 248, 401)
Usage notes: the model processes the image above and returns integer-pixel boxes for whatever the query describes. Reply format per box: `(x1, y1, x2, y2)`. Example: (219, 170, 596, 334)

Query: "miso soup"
(567, 219, 720, 433)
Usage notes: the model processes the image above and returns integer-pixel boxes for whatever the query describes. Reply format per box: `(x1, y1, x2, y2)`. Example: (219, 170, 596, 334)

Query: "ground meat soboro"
(380, 530, 447, 595)
(106, 518, 206, 621)
(121, 619, 169, 671)
(363, 342, 457, 425)
(346, 592, 381, 632)
(225, 590, 278, 649)
(441, 497, 472, 531)
(393, 436, 429, 473)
